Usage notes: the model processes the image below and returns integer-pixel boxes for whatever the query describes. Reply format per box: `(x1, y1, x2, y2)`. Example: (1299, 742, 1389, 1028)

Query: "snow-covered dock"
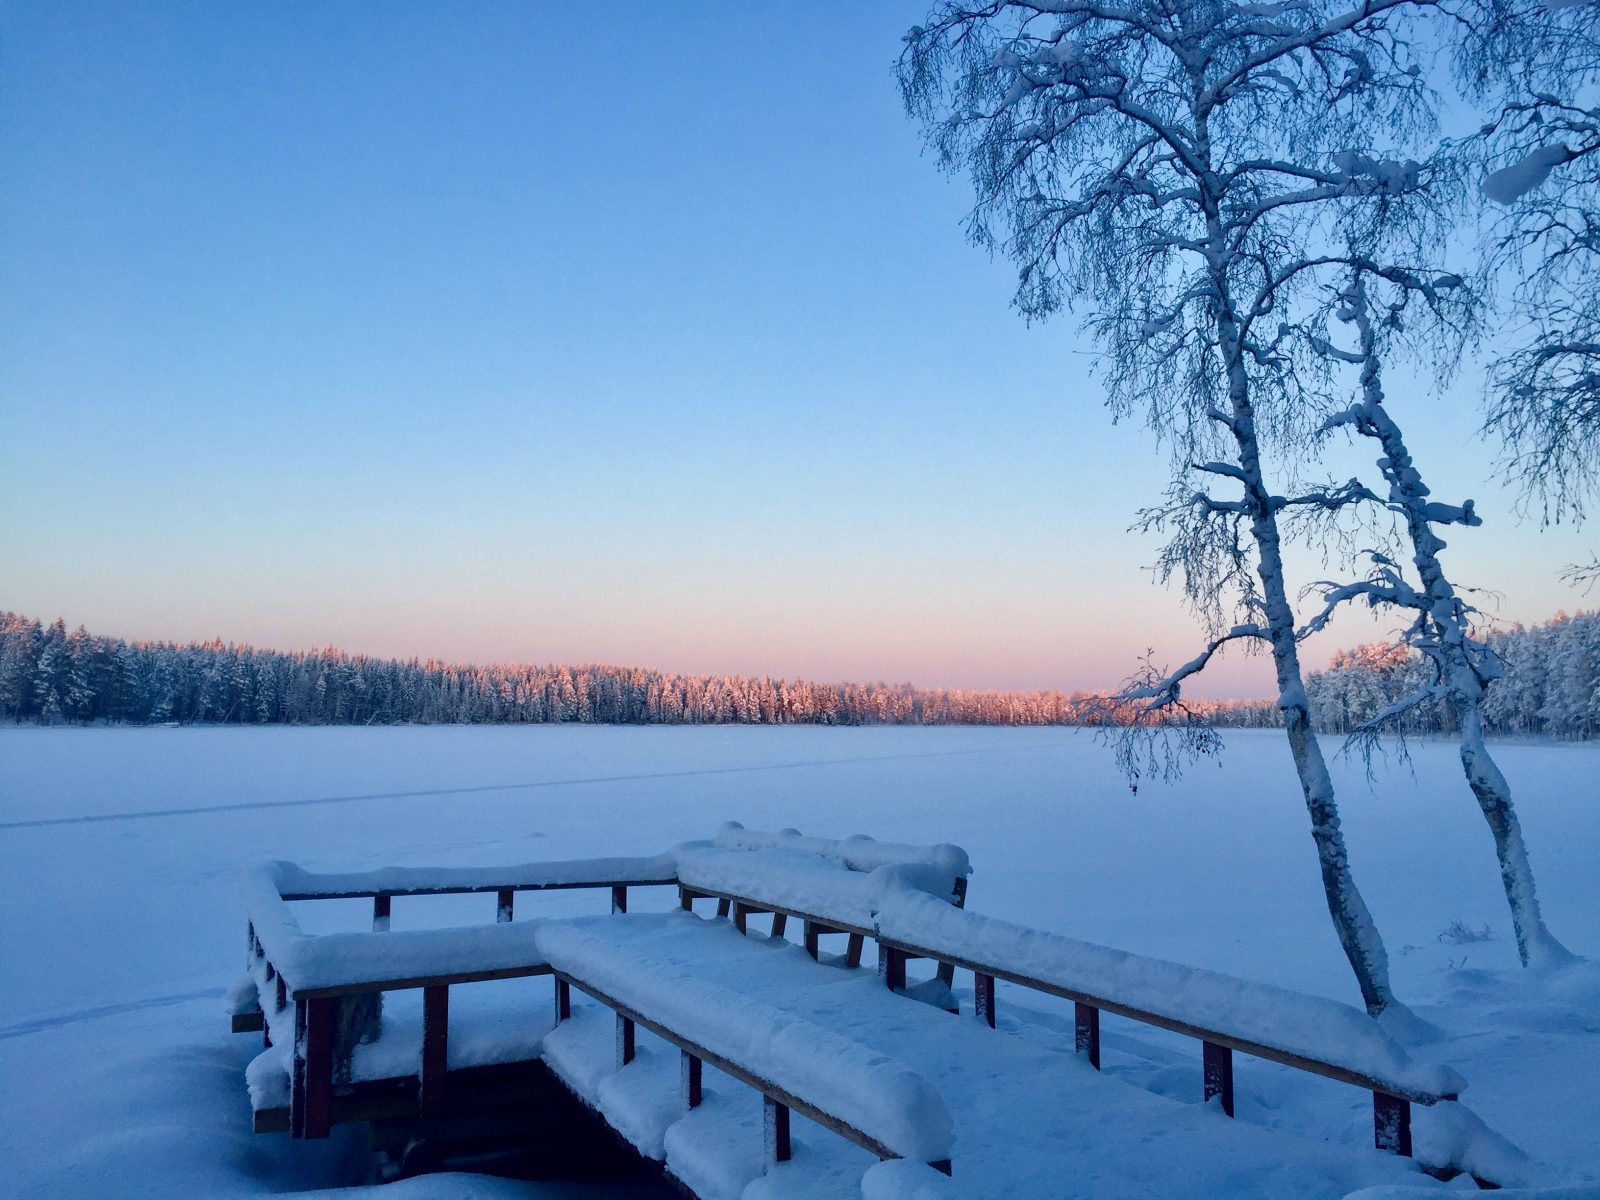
(231, 824, 1486, 1198)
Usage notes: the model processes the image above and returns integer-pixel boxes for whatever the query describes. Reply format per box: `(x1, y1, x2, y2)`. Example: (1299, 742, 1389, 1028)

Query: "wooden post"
(974, 972, 996, 1028)
(275, 973, 287, 1013)
(1373, 1093, 1412, 1156)
(879, 945, 906, 993)
(681, 1050, 703, 1109)
(372, 894, 391, 932)
(770, 912, 788, 939)
(716, 897, 731, 919)
(764, 1095, 792, 1168)
(617, 1014, 636, 1067)
(1075, 1002, 1101, 1070)
(733, 902, 748, 934)
(246, 921, 258, 969)
(845, 932, 864, 969)
(421, 985, 449, 1120)
(554, 977, 571, 1023)
(291, 996, 334, 1139)
(496, 889, 514, 923)
(611, 885, 628, 915)
(679, 886, 695, 911)
(1203, 1041, 1234, 1117)
(803, 921, 820, 959)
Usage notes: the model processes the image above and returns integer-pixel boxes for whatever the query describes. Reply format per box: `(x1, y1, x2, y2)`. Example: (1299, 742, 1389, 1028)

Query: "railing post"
(275, 973, 287, 1014)
(764, 1095, 792, 1168)
(879, 944, 906, 993)
(554, 977, 571, 1024)
(803, 920, 820, 959)
(611, 885, 628, 915)
(1373, 1093, 1412, 1156)
(845, 932, 864, 969)
(421, 985, 449, 1120)
(617, 1013, 636, 1067)
(290, 995, 334, 1139)
(681, 1050, 703, 1109)
(974, 971, 996, 1028)
(769, 912, 788, 939)
(1203, 1041, 1234, 1117)
(1075, 1002, 1101, 1070)
(497, 889, 514, 923)
(246, 920, 257, 970)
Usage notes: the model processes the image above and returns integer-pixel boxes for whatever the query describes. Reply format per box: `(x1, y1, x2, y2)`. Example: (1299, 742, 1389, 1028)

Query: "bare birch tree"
(1302, 268, 1577, 968)
(899, 0, 1452, 1017)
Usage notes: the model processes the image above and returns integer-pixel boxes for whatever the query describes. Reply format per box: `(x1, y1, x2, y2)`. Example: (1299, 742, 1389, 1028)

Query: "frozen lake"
(2, 725, 1597, 1196)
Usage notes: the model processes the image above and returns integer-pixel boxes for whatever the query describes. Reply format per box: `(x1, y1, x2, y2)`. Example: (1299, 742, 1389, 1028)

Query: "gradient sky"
(2, 1, 1593, 697)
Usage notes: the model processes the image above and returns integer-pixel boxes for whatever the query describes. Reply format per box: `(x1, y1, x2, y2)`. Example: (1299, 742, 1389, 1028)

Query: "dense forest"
(0, 610, 1594, 738)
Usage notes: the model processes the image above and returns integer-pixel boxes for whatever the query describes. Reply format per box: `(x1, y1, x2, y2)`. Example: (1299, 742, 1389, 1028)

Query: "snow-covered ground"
(1, 725, 1596, 1198)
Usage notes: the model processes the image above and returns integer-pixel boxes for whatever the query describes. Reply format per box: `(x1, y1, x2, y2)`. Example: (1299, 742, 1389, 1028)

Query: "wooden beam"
(764, 1095, 791, 1168)
(289, 961, 553, 1000)
(974, 972, 996, 1029)
(1075, 1002, 1101, 1070)
(1374, 1093, 1412, 1156)
(617, 1014, 636, 1067)
(277, 878, 677, 901)
(291, 996, 335, 1139)
(1203, 1040, 1234, 1117)
(496, 889, 514, 923)
(879, 945, 906, 993)
(682, 1051, 703, 1109)
(232, 1009, 265, 1034)
(421, 985, 449, 1120)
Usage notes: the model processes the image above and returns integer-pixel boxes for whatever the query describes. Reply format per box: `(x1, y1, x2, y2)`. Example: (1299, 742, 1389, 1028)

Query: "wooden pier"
(231, 826, 1483, 1197)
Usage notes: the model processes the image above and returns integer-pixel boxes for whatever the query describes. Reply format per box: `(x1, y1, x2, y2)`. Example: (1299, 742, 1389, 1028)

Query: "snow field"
(1, 725, 1597, 1197)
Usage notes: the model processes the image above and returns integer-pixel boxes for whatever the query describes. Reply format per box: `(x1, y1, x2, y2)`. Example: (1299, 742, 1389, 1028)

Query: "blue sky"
(2, 1, 1592, 696)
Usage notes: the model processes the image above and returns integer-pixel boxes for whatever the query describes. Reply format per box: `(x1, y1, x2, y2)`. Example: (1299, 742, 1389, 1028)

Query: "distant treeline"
(1304, 611, 1600, 741)
(0, 612, 1275, 729)
(1, 610, 1592, 737)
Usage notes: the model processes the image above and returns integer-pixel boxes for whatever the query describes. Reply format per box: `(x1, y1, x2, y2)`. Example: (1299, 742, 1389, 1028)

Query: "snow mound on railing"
(709, 821, 970, 880)
(242, 863, 546, 991)
(269, 853, 677, 898)
(536, 913, 955, 1164)
(873, 888, 1465, 1102)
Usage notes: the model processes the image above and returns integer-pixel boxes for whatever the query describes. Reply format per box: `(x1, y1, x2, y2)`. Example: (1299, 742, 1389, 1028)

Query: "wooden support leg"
(770, 912, 787, 939)
(291, 996, 334, 1139)
(845, 932, 864, 969)
(974, 972, 996, 1028)
(803, 921, 820, 959)
(246, 921, 256, 970)
(1203, 1041, 1234, 1117)
(611, 885, 628, 915)
(617, 1014, 636, 1067)
(716, 898, 731, 919)
(1075, 1002, 1101, 1070)
(936, 960, 957, 989)
(733, 902, 748, 935)
(879, 945, 906, 993)
(681, 1050, 703, 1109)
(275, 974, 287, 1014)
(679, 886, 695, 911)
(764, 1095, 792, 1168)
(554, 976, 571, 1023)
(1373, 1093, 1412, 1156)
(373, 894, 391, 932)
(496, 889, 514, 923)
(421, 985, 449, 1121)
